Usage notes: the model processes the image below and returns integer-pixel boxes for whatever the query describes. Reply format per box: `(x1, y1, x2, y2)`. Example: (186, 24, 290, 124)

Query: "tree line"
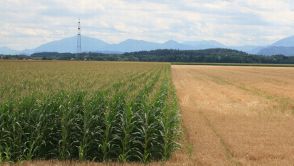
(1, 48, 294, 64)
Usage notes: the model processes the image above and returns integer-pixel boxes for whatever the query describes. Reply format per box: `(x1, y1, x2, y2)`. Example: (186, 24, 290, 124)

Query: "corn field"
(0, 61, 180, 163)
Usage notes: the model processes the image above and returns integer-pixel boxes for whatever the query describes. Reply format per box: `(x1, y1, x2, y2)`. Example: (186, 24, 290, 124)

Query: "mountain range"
(258, 36, 294, 56)
(24, 37, 228, 54)
(1, 35, 294, 56)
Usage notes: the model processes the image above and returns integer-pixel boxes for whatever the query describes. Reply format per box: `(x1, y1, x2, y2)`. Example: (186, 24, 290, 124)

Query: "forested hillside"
(2, 48, 294, 64)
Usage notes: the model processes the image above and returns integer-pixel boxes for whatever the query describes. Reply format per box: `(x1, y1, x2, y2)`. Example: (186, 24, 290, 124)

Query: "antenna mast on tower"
(77, 19, 82, 56)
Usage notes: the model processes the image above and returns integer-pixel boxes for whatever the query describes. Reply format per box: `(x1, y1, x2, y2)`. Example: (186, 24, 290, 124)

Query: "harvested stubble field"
(0, 61, 180, 165)
(172, 65, 294, 166)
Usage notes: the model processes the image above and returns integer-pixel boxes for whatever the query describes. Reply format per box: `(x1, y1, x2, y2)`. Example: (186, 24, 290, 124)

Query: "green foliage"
(11, 49, 294, 64)
(0, 62, 180, 163)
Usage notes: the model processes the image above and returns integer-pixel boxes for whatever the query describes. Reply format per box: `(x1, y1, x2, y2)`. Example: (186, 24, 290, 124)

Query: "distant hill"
(258, 36, 294, 56)
(18, 37, 232, 54)
(231, 45, 264, 54)
(28, 48, 294, 64)
(272, 36, 294, 47)
(0, 39, 262, 55)
(31, 48, 252, 62)
(162, 40, 192, 49)
(15, 36, 245, 54)
(104, 39, 160, 52)
(32, 36, 109, 53)
(258, 46, 294, 56)
(4, 35, 294, 56)
(126, 48, 248, 57)
(183, 40, 225, 49)
(0, 47, 19, 55)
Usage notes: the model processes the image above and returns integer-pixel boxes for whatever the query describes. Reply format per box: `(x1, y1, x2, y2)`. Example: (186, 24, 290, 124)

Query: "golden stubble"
(171, 65, 294, 166)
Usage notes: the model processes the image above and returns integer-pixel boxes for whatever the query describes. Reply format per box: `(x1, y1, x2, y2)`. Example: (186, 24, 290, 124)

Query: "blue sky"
(1, 0, 294, 50)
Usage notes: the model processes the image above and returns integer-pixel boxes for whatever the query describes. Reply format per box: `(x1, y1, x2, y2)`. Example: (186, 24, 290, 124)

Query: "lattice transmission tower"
(77, 19, 82, 56)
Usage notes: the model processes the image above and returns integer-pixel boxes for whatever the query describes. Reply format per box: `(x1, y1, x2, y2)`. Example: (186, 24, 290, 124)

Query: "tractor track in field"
(171, 65, 294, 166)
(178, 93, 241, 166)
(197, 109, 241, 166)
(172, 68, 238, 165)
(192, 68, 294, 114)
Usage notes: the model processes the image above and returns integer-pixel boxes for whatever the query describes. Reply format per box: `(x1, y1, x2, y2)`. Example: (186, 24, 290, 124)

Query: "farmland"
(172, 65, 294, 165)
(0, 61, 180, 163)
(2, 61, 294, 166)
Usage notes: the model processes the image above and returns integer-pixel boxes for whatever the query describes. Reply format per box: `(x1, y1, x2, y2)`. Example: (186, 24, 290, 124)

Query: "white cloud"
(1, 0, 294, 49)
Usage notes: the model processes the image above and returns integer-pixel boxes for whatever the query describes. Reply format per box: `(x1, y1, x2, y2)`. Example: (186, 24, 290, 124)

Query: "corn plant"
(0, 62, 180, 163)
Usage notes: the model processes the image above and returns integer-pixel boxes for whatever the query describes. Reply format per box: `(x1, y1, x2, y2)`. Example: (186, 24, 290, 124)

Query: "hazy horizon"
(1, 0, 294, 50)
